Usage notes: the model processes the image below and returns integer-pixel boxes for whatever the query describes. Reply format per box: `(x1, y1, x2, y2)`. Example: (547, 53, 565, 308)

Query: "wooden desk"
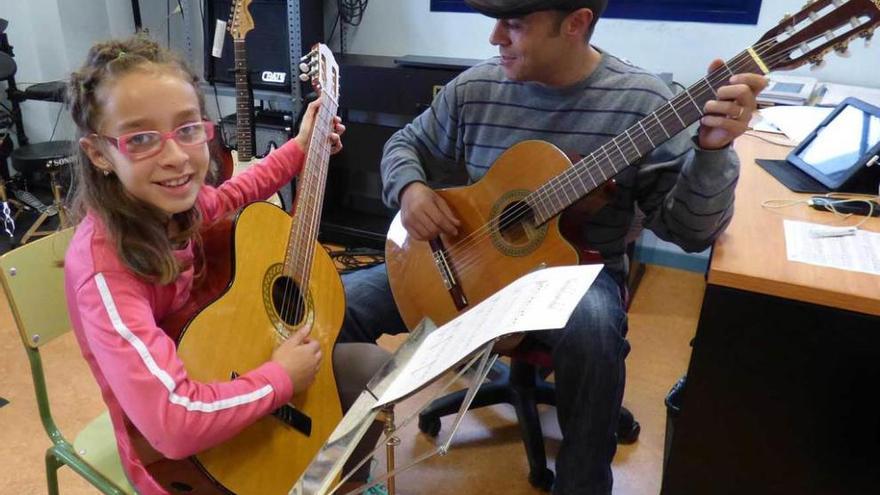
(662, 134, 880, 495)
(710, 134, 880, 316)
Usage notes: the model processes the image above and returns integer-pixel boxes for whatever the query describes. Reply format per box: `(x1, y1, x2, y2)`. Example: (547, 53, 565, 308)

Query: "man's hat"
(464, 0, 607, 19)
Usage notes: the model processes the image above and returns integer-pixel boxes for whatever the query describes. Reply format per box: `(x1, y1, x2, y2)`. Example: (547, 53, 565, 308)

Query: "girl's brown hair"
(68, 34, 208, 284)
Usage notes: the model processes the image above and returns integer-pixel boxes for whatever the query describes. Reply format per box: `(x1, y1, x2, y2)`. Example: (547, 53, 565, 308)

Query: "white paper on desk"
(783, 220, 880, 275)
(375, 264, 604, 407)
(816, 83, 880, 108)
(758, 106, 833, 144)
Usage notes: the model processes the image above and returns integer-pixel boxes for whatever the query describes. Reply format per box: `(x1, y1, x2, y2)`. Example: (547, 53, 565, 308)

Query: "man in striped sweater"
(340, 0, 767, 493)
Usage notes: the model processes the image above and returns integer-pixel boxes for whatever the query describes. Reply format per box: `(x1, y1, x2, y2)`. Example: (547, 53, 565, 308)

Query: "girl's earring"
(102, 169, 110, 176)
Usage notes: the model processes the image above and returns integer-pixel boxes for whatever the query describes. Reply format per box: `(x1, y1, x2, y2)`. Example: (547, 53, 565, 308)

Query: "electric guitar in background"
(386, 0, 880, 330)
(222, 0, 282, 207)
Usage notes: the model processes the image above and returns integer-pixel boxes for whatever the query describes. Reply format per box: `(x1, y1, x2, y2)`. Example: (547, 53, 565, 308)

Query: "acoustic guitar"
(154, 44, 343, 494)
(386, 0, 880, 330)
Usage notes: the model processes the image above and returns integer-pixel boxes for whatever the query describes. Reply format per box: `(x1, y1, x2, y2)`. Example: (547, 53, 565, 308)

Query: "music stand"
(291, 319, 499, 495)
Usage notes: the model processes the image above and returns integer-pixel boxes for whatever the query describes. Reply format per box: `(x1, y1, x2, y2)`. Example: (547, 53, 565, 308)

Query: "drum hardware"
(19, 155, 71, 244)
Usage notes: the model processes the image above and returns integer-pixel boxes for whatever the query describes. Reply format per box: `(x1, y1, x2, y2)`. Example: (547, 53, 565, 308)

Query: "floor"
(0, 264, 705, 494)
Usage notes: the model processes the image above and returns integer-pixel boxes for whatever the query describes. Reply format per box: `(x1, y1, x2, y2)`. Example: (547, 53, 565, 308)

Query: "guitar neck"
(234, 39, 256, 161)
(285, 97, 340, 284)
(529, 48, 765, 224)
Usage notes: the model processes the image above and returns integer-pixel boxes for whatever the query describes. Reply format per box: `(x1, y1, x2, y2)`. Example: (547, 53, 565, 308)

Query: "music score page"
(375, 264, 604, 407)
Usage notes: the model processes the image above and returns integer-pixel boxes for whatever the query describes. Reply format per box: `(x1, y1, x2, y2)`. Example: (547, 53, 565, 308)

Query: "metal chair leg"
(45, 449, 61, 495)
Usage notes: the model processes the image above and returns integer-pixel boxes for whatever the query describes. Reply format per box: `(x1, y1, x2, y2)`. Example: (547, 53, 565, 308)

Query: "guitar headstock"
(756, 0, 879, 72)
(227, 0, 255, 41)
(298, 44, 340, 105)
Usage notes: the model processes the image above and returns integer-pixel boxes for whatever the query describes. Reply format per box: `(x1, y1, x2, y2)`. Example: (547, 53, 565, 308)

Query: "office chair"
(0, 229, 135, 494)
(418, 233, 642, 491)
(418, 334, 640, 491)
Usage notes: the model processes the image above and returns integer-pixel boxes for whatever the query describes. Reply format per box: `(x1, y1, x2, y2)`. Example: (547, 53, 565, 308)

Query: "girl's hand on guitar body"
(399, 181, 461, 241)
(271, 325, 323, 395)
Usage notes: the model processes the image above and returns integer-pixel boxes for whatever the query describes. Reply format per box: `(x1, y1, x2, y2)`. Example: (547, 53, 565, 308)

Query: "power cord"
(323, 245, 384, 273)
(338, 0, 369, 26)
(744, 130, 797, 148)
(48, 103, 64, 141)
(762, 189, 880, 231)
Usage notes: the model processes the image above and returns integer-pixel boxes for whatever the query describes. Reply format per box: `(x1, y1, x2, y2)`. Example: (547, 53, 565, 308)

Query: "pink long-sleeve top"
(64, 140, 304, 494)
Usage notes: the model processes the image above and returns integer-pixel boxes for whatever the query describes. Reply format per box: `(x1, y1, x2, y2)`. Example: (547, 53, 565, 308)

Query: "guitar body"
(386, 140, 612, 330)
(171, 201, 344, 494)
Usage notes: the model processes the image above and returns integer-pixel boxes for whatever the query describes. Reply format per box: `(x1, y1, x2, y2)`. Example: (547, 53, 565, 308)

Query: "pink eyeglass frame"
(98, 120, 215, 159)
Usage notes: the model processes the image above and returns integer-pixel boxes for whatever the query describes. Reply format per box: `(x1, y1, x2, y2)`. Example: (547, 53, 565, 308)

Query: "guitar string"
(284, 100, 337, 328)
(448, 38, 783, 259)
(433, 39, 782, 278)
(431, 30, 843, 280)
(468, 16, 874, 258)
(294, 103, 336, 327)
(439, 49, 784, 280)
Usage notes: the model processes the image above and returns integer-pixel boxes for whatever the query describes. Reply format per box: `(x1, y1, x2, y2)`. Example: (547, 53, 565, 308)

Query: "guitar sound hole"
(498, 201, 535, 245)
(271, 276, 306, 326)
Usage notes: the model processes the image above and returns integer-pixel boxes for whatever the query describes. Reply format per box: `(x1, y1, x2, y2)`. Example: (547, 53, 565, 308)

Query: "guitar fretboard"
(285, 97, 340, 285)
(234, 39, 256, 161)
(528, 49, 764, 224)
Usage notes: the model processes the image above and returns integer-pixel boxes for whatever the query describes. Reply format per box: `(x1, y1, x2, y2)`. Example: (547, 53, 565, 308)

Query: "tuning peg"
(861, 29, 875, 48)
(298, 73, 310, 82)
(299, 62, 310, 73)
(809, 57, 827, 71)
(300, 48, 317, 62)
(834, 43, 851, 58)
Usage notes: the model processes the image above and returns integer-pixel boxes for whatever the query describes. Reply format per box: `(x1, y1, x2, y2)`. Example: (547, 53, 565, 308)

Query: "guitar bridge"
(429, 238, 468, 311)
(230, 371, 312, 436)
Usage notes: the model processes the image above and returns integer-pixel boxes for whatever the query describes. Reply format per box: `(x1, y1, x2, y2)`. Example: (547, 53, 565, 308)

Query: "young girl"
(63, 35, 388, 494)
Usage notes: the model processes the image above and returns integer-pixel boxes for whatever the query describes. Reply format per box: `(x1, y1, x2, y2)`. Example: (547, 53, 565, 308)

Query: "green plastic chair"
(0, 229, 135, 494)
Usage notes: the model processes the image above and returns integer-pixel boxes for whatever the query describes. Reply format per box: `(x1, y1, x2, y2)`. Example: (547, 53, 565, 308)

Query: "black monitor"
(787, 97, 880, 192)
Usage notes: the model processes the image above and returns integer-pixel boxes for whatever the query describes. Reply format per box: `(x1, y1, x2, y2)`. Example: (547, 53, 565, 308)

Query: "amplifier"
(204, 0, 323, 93)
(220, 110, 294, 158)
(319, 55, 478, 249)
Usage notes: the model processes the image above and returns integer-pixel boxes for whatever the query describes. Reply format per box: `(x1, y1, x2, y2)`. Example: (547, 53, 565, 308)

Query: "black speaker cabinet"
(204, 0, 323, 93)
(220, 110, 294, 158)
(318, 55, 478, 249)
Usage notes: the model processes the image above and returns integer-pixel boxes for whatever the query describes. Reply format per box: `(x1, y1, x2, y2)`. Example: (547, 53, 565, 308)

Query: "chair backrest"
(0, 228, 74, 349)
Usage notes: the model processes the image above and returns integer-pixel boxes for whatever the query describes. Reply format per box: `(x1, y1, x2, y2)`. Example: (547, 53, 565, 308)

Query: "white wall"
(0, 0, 134, 143)
(342, 0, 879, 88)
(3, 0, 878, 143)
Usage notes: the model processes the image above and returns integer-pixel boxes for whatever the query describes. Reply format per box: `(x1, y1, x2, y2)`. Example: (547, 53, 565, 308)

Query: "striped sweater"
(381, 51, 740, 276)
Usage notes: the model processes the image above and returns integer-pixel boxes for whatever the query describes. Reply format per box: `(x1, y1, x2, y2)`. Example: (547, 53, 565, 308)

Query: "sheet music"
(375, 264, 604, 407)
(783, 220, 880, 275)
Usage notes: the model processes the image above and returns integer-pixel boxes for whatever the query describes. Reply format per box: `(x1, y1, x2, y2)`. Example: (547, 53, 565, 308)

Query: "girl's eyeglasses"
(99, 120, 215, 160)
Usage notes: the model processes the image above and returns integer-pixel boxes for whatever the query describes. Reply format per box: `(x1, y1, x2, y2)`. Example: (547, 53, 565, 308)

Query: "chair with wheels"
(418, 341, 640, 491)
(0, 229, 136, 494)
(418, 217, 642, 491)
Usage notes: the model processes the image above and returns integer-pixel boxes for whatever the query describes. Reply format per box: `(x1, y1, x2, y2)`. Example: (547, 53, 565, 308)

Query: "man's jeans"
(339, 263, 629, 495)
